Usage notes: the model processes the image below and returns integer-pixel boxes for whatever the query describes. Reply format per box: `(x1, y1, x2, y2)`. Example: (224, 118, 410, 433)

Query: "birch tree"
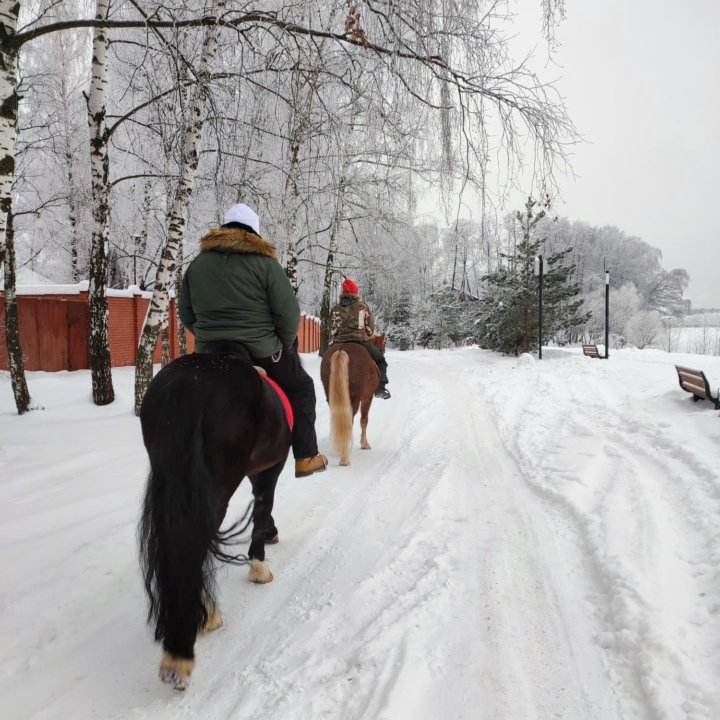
(318, 172, 348, 355)
(2, 209, 31, 413)
(0, 1, 30, 413)
(2, 1, 580, 411)
(56, 28, 88, 282)
(85, 0, 114, 405)
(133, 0, 225, 414)
(0, 0, 19, 262)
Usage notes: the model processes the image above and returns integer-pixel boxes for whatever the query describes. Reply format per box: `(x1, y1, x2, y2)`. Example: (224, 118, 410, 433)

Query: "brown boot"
(295, 453, 328, 478)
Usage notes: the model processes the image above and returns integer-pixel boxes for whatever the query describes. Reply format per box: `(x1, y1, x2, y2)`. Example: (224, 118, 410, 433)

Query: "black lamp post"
(535, 255, 544, 359)
(605, 269, 610, 359)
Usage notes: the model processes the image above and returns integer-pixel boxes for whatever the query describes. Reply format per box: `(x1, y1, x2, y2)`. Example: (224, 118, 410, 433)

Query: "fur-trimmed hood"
(200, 227, 276, 258)
(179, 225, 299, 358)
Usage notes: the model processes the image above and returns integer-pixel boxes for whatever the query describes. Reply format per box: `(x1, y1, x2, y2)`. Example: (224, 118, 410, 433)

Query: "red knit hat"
(341, 278, 359, 295)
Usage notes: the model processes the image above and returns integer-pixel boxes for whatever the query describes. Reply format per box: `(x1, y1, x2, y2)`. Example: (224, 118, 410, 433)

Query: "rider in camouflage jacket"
(329, 278, 390, 399)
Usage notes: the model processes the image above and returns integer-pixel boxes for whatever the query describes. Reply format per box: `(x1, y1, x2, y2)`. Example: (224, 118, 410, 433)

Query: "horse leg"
(199, 591, 223, 634)
(360, 397, 372, 449)
(156, 510, 222, 690)
(195, 465, 249, 634)
(265, 513, 280, 544)
(155, 554, 205, 691)
(140, 439, 242, 690)
(247, 461, 283, 583)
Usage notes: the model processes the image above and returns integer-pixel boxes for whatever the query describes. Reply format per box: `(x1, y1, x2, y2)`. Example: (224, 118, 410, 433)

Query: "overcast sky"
(418, 2, 720, 308)
(540, 0, 720, 308)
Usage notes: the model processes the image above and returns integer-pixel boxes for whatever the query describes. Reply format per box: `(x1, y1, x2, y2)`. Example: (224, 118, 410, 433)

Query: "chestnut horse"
(320, 334, 386, 465)
(138, 351, 292, 691)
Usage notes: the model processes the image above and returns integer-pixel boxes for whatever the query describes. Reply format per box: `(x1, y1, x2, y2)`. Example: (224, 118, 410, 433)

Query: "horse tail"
(329, 350, 353, 462)
(138, 416, 217, 658)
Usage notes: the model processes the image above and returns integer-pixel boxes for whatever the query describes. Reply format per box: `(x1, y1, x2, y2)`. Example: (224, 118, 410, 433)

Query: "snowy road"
(2, 347, 719, 719)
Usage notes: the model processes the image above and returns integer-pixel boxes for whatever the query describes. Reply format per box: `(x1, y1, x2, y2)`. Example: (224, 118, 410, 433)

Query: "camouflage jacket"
(330, 294, 375, 343)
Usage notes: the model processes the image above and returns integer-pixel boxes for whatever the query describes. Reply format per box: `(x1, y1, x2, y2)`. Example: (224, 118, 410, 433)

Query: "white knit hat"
(223, 203, 260, 234)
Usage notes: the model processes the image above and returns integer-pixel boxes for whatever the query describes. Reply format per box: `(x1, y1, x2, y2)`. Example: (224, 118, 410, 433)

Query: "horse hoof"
(248, 559, 273, 584)
(340, 458, 350, 466)
(159, 652, 194, 691)
(266, 533, 279, 544)
(201, 606, 223, 634)
(361, 444, 371, 450)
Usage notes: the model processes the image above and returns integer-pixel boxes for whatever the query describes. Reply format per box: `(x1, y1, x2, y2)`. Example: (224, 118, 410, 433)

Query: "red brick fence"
(0, 285, 321, 372)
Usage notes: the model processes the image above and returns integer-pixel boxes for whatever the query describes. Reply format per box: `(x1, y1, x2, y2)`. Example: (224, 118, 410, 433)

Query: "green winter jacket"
(178, 227, 300, 358)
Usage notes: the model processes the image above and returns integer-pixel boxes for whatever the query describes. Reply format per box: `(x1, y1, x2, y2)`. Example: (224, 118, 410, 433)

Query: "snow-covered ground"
(1, 346, 719, 720)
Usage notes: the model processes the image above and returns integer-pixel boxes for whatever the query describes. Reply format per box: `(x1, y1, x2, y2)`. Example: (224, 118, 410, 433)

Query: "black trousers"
(202, 340, 319, 460)
(344, 340, 388, 385)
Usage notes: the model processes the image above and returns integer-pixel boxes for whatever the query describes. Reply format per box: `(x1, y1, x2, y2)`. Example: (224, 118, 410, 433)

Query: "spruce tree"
(388, 287, 414, 350)
(475, 197, 589, 355)
(431, 285, 471, 348)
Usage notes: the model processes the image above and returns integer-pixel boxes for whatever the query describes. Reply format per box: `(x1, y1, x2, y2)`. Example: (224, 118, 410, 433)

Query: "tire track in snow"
(116, 352, 618, 719)
(470, 351, 720, 720)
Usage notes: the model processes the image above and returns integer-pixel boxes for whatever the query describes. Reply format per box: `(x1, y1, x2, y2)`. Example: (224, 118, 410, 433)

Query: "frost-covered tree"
(646, 268, 689, 316)
(1, 0, 580, 411)
(625, 310, 660, 349)
(387, 287, 414, 351)
(474, 197, 588, 355)
(85, 0, 114, 406)
(584, 283, 641, 343)
(427, 285, 473, 349)
(133, 0, 226, 415)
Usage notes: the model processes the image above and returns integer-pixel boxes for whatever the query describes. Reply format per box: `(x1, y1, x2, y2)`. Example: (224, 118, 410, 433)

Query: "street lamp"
(534, 255, 544, 359)
(605, 269, 610, 359)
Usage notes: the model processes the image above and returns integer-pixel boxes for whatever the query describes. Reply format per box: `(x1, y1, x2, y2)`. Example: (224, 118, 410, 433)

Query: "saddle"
(203, 340, 293, 430)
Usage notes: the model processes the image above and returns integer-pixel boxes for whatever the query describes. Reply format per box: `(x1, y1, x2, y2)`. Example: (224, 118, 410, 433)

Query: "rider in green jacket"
(179, 203, 327, 478)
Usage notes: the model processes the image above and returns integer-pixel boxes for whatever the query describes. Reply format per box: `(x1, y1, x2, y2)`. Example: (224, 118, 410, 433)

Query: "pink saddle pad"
(260, 375, 294, 430)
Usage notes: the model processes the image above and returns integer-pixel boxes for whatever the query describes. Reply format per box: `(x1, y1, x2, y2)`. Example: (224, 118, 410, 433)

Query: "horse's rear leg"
(159, 653, 195, 691)
(157, 558, 206, 691)
(144, 468, 232, 691)
(360, 398, 372, 449)
(247, 460, 284, 583)
(200, 590, 223, 634)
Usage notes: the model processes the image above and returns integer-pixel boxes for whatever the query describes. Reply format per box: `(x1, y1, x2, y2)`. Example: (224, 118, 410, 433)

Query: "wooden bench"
(583, 344, 601, 358)
(674, 366, 720, 409)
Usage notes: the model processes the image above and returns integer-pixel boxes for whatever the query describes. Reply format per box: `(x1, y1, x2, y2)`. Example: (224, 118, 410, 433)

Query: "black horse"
(138, 351, 292, 691)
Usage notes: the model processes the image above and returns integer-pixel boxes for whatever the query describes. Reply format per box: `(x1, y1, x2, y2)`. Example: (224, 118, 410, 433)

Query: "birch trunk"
(279, 93, 307, 293)
(86, 0, 114, 406)
(62, 74, 81, 282)
(134, 180, 151, 288)
(3, 210, 31, 413)
(280, 4, 339, 291)
(319, 177, 346, 355)
(176, 245, 187, 355)
(0, 2, 30, 414)
(161, 322, 170, 366)
(0, 0, 19, 257)
(134, 3, 224, 414)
